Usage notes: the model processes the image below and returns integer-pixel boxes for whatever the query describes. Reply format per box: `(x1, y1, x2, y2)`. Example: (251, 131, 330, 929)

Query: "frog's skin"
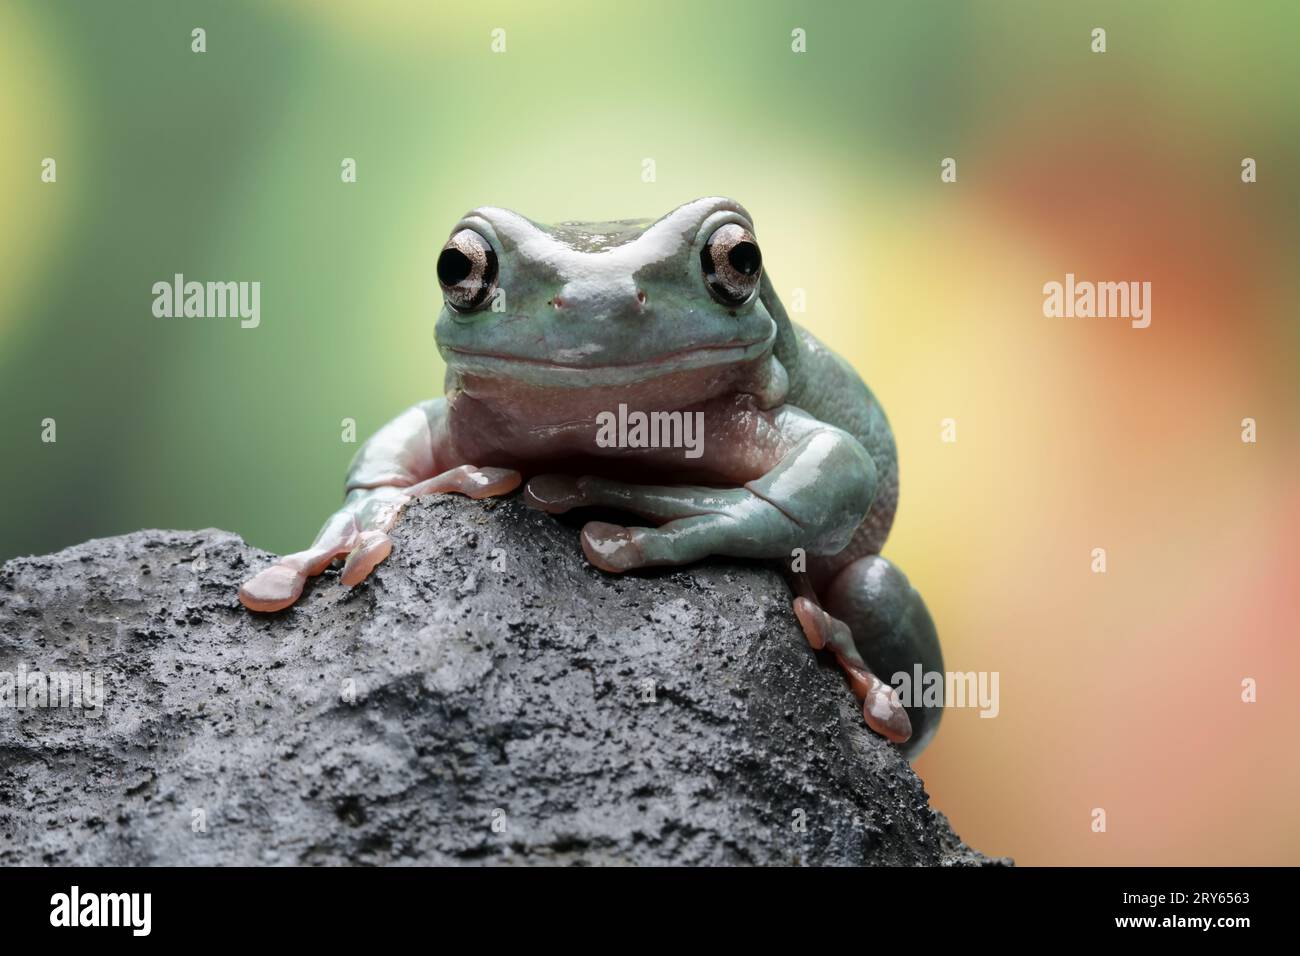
(239, 198, 944, 756)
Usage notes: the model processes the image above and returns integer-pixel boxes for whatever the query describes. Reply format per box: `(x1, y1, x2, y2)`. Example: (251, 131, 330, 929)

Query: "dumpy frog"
(239, 198, 944, 755)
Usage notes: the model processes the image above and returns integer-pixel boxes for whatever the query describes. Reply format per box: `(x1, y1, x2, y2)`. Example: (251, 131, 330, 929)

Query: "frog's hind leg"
(793, 556, 944, 758)
(791, 589, 913, 746)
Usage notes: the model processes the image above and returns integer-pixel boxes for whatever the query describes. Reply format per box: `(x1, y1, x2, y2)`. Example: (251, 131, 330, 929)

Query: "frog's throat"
(440, 333, 775, 390)
(444, 352, 790, 419)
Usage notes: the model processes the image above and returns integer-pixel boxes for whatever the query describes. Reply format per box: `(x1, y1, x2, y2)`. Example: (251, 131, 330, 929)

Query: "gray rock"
(0, 494, 1000, 865)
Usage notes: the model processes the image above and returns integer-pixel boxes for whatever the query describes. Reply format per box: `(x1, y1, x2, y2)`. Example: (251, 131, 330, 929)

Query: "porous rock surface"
(0, 495, 999, 865)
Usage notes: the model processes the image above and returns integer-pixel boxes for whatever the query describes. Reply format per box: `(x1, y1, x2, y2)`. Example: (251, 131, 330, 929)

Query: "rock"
(0, 494, 1000, 866)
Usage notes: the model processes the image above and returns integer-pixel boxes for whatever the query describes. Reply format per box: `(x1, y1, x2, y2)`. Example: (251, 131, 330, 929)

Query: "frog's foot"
(523, 475, 799, 572)
(792, 596, 912, 744)
(817, 555, 946, 758)
(239, 465, 521, 613)
(402, 465, 521, 500)
(239, 507, 370, 613)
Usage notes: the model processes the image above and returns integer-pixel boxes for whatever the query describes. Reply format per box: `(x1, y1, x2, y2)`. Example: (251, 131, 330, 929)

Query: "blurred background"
(2, 0, 1297, 864)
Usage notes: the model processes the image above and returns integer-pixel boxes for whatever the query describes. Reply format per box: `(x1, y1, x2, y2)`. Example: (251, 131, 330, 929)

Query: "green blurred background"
(3, 0, 1297, 864)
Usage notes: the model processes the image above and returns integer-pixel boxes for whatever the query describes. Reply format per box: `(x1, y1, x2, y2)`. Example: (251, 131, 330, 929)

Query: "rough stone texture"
(0, 495, 1000, 866)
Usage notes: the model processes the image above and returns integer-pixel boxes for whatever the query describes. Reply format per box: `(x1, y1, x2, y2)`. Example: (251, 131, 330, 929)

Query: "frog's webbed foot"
(523, 474, 802, 573)
(803, 556, 946, 756)
(792, 595, 912, 745)
(239, 465, 520, 612)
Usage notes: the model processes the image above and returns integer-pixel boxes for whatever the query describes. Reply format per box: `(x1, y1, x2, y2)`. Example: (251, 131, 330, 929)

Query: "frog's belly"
(447, 361, 890, 574)
(448, 385, 794, 487)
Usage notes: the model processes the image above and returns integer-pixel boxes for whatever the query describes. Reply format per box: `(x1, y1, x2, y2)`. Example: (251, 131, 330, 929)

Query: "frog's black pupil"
(728, 241, 761, 277)
(438, 247, 472, 286)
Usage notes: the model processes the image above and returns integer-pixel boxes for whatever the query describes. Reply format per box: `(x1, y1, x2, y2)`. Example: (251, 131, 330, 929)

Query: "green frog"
(239, 198, 945, 756)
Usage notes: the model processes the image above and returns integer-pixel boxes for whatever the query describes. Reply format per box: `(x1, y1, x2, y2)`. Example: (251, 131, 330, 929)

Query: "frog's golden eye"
(438, 229, 498, 312)
(700, 223, 762, 305)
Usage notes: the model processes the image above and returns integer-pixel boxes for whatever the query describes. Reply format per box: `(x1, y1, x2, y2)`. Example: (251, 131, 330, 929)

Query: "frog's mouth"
(441, 335, 772, 389)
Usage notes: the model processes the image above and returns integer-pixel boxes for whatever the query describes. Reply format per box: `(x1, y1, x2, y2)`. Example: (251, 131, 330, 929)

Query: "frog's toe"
(340, 530, 393, 586)
(580, 513, 736, 572)
(858, 671, 912, 743)
(793, 595, 848, 652)
(523, 474, 585, 513)
(579, 521, 643, 572)
(792, 595, 912, 745)
(405, 464, 522, 500)
(239, 563, 307, 613)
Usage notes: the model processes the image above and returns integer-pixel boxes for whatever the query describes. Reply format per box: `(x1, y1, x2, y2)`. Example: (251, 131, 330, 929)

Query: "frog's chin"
(445, 344, 786, 423)
(441, 336, 772, 390)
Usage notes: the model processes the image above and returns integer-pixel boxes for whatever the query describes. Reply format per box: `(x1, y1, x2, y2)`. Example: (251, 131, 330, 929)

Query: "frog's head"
(434, 197, 787, 412)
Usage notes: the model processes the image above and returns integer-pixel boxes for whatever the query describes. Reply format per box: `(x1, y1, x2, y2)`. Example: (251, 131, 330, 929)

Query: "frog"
(238, 197, 945, 756)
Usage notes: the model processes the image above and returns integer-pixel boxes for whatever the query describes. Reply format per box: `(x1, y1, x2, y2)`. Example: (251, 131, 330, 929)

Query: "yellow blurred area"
(0, 2, 79, 341)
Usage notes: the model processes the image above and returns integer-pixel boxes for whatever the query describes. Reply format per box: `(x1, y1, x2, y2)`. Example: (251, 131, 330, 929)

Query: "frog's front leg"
(239, 399, 520, 612)
(525, 409, 875, 571)
(522, 408, 912, 743)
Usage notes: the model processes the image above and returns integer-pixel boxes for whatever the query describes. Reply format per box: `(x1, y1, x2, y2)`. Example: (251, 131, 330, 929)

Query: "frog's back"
(784, 324, 898, 562)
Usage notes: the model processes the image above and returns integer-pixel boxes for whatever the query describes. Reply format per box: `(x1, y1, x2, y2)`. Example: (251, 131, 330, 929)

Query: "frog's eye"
(700, 223, 762, 305)
(438, 229, 498, 312)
